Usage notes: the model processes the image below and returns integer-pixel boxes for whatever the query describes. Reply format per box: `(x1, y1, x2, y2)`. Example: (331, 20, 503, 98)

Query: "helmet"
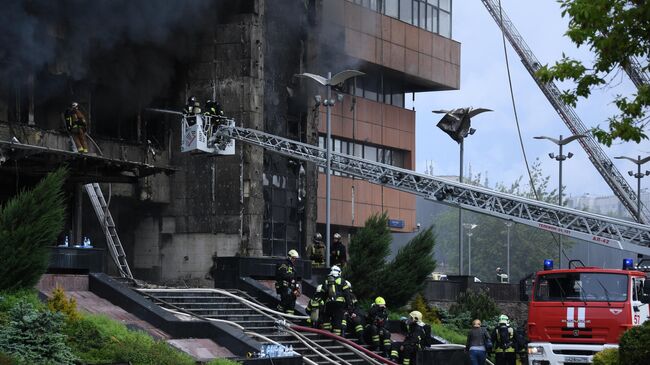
(187, 96, 197, 104)
(333, 233, 341, 240)
(316, 284, 323, 293)
(71, 102, 78, 109)
(496, 267, 502, 272)
(375, 297, 386, 306)
(329, 265, 341, 278)
(409, 310, 423, 323)
(498, 314, 509, 325)
(288, 249, 299, 259)
(313, 233, 323, 242)
(345, 280, 352, 289)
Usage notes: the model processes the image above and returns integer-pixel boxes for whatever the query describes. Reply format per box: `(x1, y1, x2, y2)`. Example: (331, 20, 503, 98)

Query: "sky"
(409, 0, 650, 197)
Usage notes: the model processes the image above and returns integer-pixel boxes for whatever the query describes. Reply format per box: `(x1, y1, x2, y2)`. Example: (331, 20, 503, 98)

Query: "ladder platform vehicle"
(526, 258, 650, 364)
(178, 118, 650, 257)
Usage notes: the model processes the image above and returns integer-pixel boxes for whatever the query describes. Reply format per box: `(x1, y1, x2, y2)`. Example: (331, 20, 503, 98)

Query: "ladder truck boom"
(213, 123, 650, 256)
(480, 0, 650, 223)
(623, 57, 650, 88)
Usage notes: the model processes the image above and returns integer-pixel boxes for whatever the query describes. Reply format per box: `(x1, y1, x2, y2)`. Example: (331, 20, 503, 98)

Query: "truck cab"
(527, 259, 649, 365)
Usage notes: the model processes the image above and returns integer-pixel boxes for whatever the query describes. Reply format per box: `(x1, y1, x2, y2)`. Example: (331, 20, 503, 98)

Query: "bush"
(592, 348, 618, 365)
(47, 286, 80, 322)
(0, 168, 66, 291)
(346, 212, 392, 300)
(0, 290, 43, 324)
(410, 293, 441, 324)
(381, 227, 436, 308)
(206, 359, 241, 365)
(0, 301, 76, 365)
(64, 314, 196, 365)
(448, 289, 499, 328)
(619, 321, 650, 364)
(0, 353, 17, 365)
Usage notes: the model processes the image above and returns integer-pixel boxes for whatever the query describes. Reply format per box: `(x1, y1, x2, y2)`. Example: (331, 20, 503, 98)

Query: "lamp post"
(614, 155, 650, 222)
(504, 220, 513, 280)
(296, 70, 364, 267)
(534, 134, 586, 269)
(433, 107, 491, 275)
(463, 223, 478, 276)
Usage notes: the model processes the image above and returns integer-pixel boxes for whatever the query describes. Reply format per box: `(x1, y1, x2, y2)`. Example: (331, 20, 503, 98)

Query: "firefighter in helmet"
(306, 284, 326, 328)
(330, 232, 347, 267)
(275, 249, 301, 314)
(365, 296, 392, 355)
(492, 314, 516, 365)
(321, 265, 352, 336)
(64, 102, 88, 153)
(390, 311, 426, 365)
(306, 233, 326, 267)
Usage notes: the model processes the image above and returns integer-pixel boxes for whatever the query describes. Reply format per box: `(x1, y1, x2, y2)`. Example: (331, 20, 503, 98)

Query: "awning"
(0, 140, 175, 184)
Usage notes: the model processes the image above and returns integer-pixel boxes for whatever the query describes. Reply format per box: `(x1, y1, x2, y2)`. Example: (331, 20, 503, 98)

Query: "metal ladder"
(68, 135, 133, 279)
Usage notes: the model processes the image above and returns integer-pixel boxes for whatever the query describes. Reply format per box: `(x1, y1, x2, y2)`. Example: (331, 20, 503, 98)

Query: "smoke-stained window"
(262, 171, 301, 257)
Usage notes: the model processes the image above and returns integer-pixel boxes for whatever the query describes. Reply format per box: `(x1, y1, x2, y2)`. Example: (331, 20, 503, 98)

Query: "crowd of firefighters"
(275, 233, 526, 365)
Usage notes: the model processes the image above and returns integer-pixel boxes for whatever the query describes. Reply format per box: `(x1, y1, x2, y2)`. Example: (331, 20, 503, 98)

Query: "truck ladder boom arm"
(480, 0, 650, 223)
(623, 57, 650, 88)
(216, 124, 650, 256)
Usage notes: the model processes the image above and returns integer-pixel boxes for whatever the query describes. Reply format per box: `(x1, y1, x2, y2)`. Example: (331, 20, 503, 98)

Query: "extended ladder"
(480, 0, 650, 223)
(214, 124, 650, 256)
(68, 136, 133, 279)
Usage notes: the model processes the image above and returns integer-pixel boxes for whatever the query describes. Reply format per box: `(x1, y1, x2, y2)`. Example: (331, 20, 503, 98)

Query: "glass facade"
(318, 135, 407, 171)
(343, 76, 404, 107)
(262, 172, 302, 257)
(350, 0, 452, 38)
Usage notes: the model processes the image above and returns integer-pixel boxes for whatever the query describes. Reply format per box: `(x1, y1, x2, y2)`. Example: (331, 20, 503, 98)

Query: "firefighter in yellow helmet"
(275, 250, 300, 314)
(306, 284, 326, 328)
(492, 314, 516, 365)
(390, 311, 426, 365)
(365, 296, 392, 356)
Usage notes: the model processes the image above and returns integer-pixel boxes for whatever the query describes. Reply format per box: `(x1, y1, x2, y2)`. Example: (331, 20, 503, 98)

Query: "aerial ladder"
(179, 114, 650, 256)
(480, 0, 650, 223)
(623, 57, 650, 88)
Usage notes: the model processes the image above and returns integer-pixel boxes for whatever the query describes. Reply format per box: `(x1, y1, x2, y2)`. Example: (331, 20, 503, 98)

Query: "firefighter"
(390, 311, 426, 365)
(496, 267, 509, 283)
(330, 232, 347, 267)
(306, 284, 326, 328)
(306, 233, 326, 267)
(183, 96, 200, 126)
(321, 265, 351, 336)
(365, 296, 392, 355)
(64, 102, 88, 153)
(275, 250, 301, 314)
(344, 281, 365, 342)
(492, 314, 516, 365)
(204, 99, 224, 118)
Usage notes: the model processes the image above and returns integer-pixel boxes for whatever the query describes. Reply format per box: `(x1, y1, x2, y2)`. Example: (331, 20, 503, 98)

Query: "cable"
(497, 0, 572, 263)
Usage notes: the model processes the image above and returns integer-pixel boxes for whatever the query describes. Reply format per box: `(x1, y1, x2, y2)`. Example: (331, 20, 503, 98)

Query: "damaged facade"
(0, 0, 459, 285)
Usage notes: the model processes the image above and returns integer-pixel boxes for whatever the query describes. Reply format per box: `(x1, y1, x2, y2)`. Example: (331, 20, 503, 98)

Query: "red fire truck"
(526, 259, 650, 364)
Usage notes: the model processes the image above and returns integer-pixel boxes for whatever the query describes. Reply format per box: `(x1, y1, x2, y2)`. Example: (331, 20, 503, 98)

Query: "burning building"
(0, 0, 459, 285)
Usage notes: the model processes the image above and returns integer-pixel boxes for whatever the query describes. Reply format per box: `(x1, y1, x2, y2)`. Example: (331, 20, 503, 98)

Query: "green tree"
(0, 168, 67, 291)
(380, 227, 437, 308)
(536, 0, 650, 146)
(346, 212, 392, 300)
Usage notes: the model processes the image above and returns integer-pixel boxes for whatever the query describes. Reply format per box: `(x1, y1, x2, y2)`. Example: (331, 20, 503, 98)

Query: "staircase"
(139, 289, 380, 364)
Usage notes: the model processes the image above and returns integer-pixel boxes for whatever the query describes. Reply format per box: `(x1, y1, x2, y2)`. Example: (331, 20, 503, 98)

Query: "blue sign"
(387, 219, 405, 228)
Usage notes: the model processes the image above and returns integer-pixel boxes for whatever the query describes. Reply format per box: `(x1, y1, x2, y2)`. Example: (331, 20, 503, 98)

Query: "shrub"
(346, 212, 392, 300)
(0, 301, 76, 365)
(381, 227, 436, 308)
(619, 321, 650, 364)
(0, 168, 66, 291)
(0, 290, 43, 324)
(0, 353, 17, 365)
(65, 314, 195, 365)
(449, 289, 499, 328)
(47, 286, 80, 321)
(206, 359, 241, 365)
(592, 348, 618, 365)
(410, 293, 441, 324)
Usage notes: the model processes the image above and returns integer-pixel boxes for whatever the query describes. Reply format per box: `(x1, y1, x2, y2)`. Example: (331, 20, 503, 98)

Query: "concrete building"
(0, 0, 458, 285)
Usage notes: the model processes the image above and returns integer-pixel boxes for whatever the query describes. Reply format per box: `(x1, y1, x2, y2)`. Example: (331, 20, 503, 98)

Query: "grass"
(388, 310, 467, 345)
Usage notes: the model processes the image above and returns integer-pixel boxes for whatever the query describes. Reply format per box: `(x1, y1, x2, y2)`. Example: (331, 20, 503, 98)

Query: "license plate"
(565, 357, 588, 363)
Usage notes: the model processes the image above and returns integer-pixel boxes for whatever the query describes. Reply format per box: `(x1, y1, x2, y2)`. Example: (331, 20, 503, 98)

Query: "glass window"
(354, 143, 363, 157)
(365, 75, 378, 102)
(427, 0, 437, 5)
(334, 139, 342, 153)
(383, 149, 392, 165)
(318, 136, 325, 149)
(534, 273, 629, 302)
(364, 145, 378, 161)
(426, 4, 435, 31)
(393, 151, 405, 167)
(355, 78, 364, 97)
(439, 10, 451, 37)
(385, 0, 399, 17)
(399, 0, 412, 24)
(438, 0, 450, 11)
(392, 92, 404, 107)
(419, 2, 426, 28)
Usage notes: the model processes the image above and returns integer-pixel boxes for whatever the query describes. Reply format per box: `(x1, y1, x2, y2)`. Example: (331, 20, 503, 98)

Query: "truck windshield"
(534, 273, 628, 302)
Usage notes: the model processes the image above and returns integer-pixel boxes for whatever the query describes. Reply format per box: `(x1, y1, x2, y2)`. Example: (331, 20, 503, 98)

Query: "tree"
(346, 212, 392, 300)
(619, 321, 650, 364)
(380, 227, 437, 308)
(536, 0, 650, 146)
(0, 168, 67, 291)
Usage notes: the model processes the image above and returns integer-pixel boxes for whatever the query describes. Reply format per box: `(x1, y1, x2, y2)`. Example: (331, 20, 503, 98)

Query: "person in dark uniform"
(275, 250, 301, 314)
(330, 232, 347, 267)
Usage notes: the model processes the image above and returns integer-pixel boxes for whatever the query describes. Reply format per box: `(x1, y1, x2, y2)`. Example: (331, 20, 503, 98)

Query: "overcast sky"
(409, 0, 650, 197)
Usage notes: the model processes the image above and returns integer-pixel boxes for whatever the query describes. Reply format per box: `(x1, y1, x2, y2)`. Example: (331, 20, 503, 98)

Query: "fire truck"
(526, 259, 650, 364)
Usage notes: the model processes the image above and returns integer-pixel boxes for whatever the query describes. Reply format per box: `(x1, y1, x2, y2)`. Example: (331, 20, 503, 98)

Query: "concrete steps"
(140, 289, 383, 365)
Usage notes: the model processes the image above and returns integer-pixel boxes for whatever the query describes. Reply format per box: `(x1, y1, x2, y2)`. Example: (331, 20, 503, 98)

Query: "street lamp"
(504, 220, 514, 280)
(296, 70, 364, 268)
(463, 223, 478, 276)
(434, 107, 492, 275)
(534, 133, 586, 268)
(614, 155, 650, 222)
